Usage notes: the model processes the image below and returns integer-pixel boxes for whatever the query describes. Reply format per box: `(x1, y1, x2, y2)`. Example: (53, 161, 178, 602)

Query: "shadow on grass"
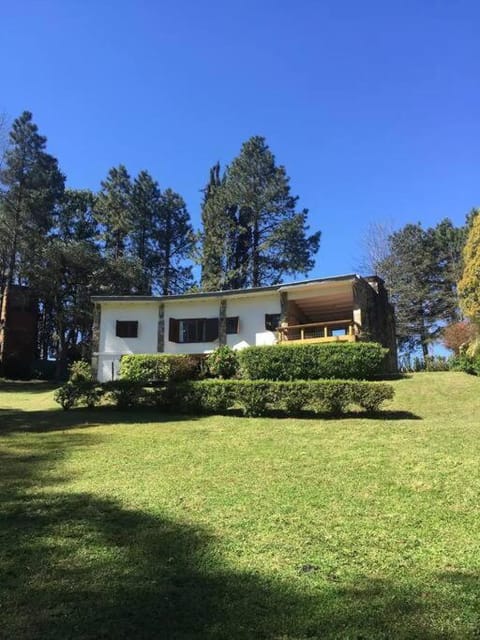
(0, 406, 199, 435)
(0, 430, 476, 639)
(0, 406, 422, 436)
(246, 409, 423, 421)
(0, 380, 59, 394)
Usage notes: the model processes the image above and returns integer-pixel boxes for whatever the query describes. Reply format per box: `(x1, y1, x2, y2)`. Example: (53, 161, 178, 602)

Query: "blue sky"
(1, 0, 479, 279)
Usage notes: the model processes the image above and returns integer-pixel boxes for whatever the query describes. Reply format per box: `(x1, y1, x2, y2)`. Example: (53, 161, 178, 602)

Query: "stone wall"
(353, 277, 398, 372)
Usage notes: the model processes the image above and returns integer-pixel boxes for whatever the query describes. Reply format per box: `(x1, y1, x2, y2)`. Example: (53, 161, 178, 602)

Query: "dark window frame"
(226, 316, 239, 334)
(265, 313, 281, 331)
(169, 317, 219, 343)
(116, 320, 139, 338)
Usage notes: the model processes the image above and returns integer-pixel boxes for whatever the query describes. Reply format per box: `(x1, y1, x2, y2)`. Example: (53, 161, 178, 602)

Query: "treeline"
(0, 111, 320, 376)
(365, 213, 479, 359)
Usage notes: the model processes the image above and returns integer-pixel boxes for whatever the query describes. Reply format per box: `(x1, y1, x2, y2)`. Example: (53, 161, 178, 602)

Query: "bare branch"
(354, 219, 395, 276)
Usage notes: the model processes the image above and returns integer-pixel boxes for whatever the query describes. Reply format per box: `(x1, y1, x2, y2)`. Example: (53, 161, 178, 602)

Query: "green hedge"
(119, 353, 201, 383)
(238, 342, 389, 381)
(55, 378, 394, 416)
(150, 379, 394, 416)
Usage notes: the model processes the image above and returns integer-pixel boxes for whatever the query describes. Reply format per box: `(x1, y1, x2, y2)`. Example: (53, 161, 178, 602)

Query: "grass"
(1, 372, 480, 639)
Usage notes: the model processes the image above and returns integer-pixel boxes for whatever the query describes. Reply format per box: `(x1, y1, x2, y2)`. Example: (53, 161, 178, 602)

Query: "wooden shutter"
(205, 317, 219, 341)
(169, 318, 179, 342)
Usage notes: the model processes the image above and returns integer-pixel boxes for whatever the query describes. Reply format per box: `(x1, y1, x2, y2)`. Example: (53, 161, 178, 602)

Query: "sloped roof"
(91, 273, 362, 303)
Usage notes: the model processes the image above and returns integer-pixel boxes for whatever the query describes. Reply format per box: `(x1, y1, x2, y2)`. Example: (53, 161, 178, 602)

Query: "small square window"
(226, 316, 239, 334)
(265, 314, 281, 331)
(116, 321, 138, 338)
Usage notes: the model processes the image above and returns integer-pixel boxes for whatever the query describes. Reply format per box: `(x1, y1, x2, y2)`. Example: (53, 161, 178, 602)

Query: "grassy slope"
(1, 373, 479, 639)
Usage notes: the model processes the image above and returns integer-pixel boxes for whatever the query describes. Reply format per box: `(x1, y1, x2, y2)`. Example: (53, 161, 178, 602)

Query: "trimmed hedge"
(119, 353, 201, 383)
(238, 342, 389, 381)
(55, 378, 394, 417)
(149, 379, 394, 416)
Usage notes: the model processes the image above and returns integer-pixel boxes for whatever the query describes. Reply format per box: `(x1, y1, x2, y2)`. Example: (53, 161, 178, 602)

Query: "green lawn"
(1, 373, 480, 639)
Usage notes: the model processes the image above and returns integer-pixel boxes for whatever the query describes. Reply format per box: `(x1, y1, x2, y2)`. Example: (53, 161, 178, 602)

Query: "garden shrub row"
(237, 342, 389, 381)
(119, 353, 201, 383)
(55, 378, 395, 416)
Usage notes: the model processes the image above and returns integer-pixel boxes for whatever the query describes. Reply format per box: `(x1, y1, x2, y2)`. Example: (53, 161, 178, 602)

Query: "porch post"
(280, 292, 288, 325)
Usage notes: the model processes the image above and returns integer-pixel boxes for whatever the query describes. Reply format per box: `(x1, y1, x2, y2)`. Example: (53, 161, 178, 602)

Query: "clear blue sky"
(1, 0, 479, 279)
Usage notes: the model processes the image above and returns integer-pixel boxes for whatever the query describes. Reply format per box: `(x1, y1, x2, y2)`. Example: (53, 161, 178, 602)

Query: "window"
(169, 317, 219, 343)
(265, 313, 281, 331)
(226, 316, 239, 334)
(116, 320, 138, 338)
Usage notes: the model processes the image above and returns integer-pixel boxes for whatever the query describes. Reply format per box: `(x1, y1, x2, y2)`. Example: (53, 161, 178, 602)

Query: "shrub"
(69, 360, 95, 383)
(165, 379, 394, 417)
(54, 383, 80, 410)
(119, 354, 200, 383)
(53, 376, 395, 416)
(103, 380, 145, 409)
(206, 346, 239, 379)
(54, 379, 103, 410)
(424, 356, 450, 372)
(238, 342, 388, 381)
(450, 353, 480, 376)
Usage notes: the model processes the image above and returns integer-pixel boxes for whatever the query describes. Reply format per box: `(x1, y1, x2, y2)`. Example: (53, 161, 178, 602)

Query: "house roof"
(91, 274, 363, 304)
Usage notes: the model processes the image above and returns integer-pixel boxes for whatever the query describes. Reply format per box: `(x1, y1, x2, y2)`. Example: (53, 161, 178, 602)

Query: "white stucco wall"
(96, 302, 159, 382)
(225, 294, 279, 349)
(95, 292, 282, 381)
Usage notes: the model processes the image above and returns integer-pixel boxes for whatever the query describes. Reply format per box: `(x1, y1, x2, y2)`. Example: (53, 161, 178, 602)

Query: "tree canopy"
(376, 219, 466, 356)
(200, 136, 320, 290)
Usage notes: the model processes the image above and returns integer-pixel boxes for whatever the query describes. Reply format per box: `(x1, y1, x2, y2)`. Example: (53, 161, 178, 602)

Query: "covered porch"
(277, 278, 360, 344)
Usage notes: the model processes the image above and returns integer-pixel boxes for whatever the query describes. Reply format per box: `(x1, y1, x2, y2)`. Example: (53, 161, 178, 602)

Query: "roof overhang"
(91, 274, 361, 304)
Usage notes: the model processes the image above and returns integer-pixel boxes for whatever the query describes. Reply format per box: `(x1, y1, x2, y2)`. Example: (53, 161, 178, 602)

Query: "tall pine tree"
(0, 112, 64, 372)
(96, 165, 133, 259)
(153, 188, 195, 294)
(33, 190, 102, 377)
(0, 111, 64, 289)
(200, 162, 226, 291)
(200, 136, 320, 290)
(377, 219, 466, 357)
(95, 165, 144, 294)
(131, 170, 161, 294)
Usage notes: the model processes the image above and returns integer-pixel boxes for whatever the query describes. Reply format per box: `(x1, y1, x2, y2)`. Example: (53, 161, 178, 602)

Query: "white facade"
(94, 292, 281, 382)
(96, 302, 159, 382)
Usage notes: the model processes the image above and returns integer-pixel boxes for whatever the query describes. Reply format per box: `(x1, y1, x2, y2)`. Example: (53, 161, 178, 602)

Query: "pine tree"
(458, 210, 480, 322)
(432, 218, 466, 323)
(377, 220, 466, 356)
(200, 162, 226, 291)
(208, 136, 320, 289)
(152, 188, 195, 294)
(131, 170, 161, 294)
(33, 190, 102, 377)
(199, 162, 244, 290)
(96, 165, 133, 259)
(95, 165, 144, 295)
(0, 112, 64, 372)
(0, 111, 64, 288)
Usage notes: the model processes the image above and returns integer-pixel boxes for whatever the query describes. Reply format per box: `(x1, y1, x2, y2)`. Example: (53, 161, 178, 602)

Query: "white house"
(91, 274, 397, 382)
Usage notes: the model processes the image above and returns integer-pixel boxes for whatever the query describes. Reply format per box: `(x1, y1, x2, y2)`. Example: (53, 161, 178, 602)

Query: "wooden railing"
(278, 319, 359, 344)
